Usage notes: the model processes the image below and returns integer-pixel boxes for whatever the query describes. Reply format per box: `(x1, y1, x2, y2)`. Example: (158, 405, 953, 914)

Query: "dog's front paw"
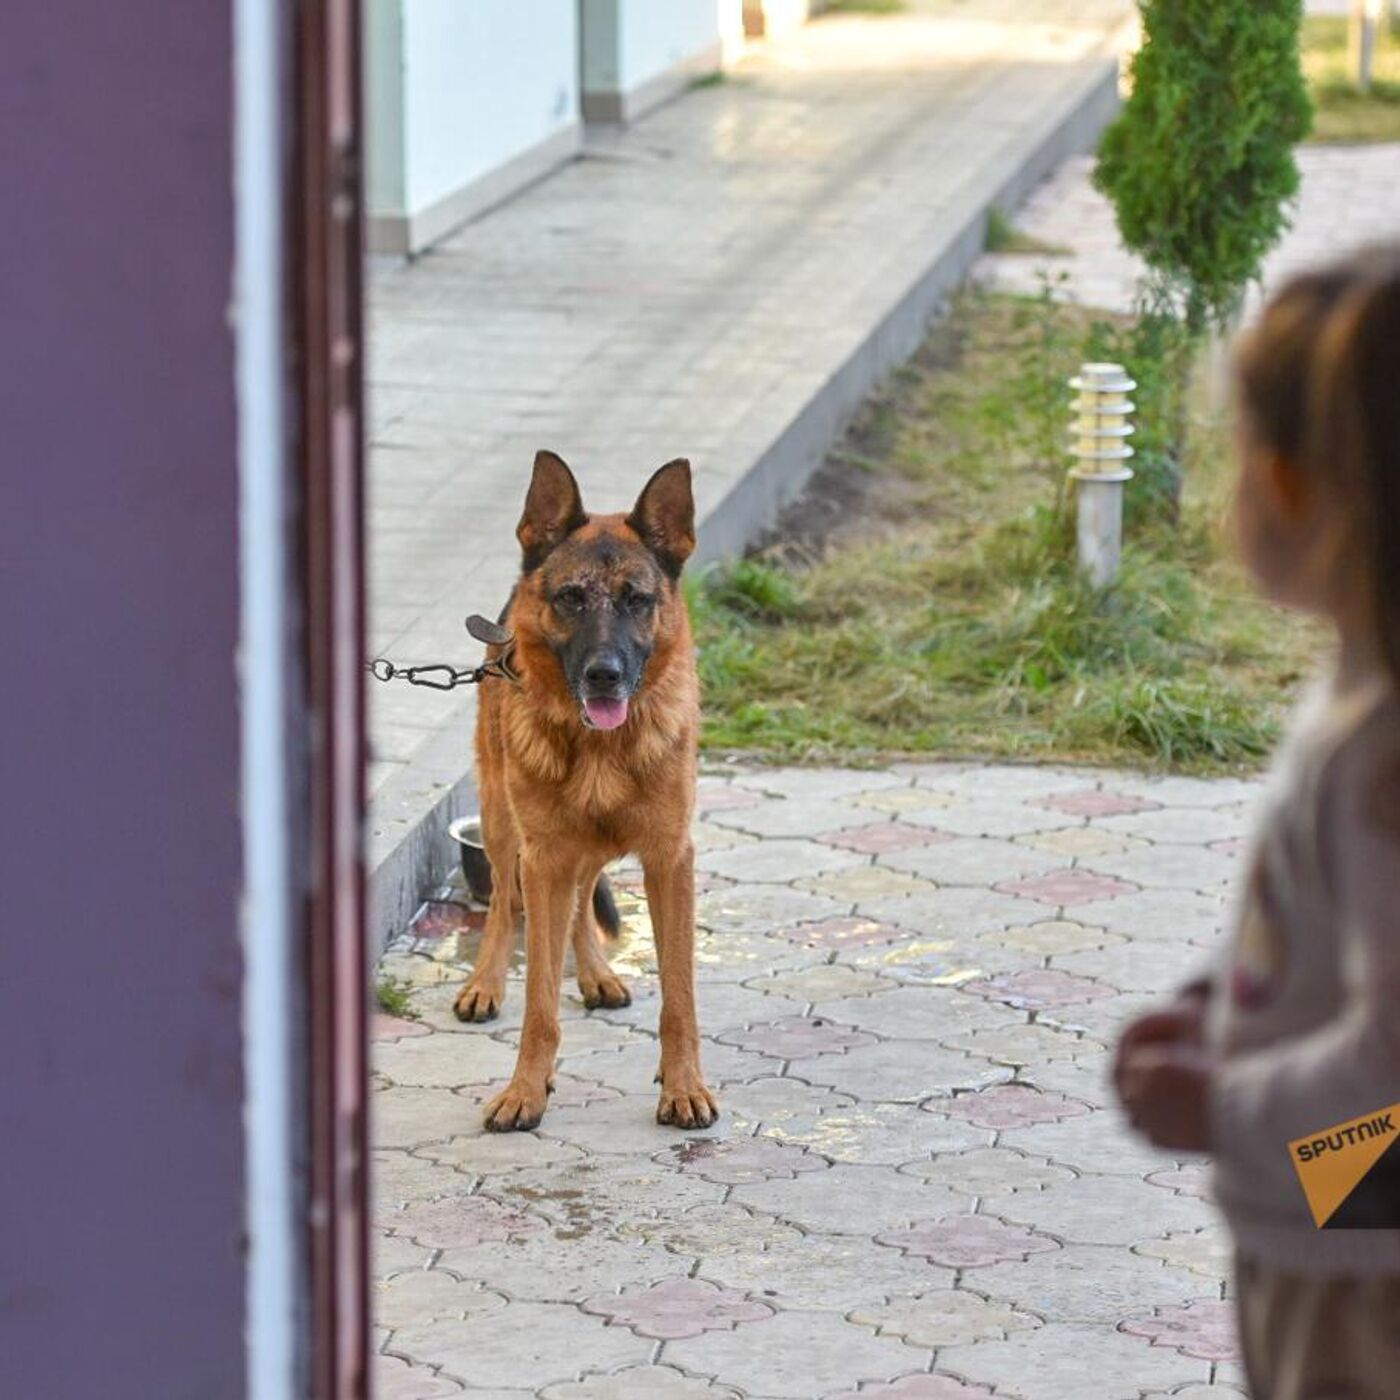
(483, 1076, 551, 1132)
(578, 967, 632, 1011)
(657, 1072, 719, 1130)
(454, 975, 506, 1023)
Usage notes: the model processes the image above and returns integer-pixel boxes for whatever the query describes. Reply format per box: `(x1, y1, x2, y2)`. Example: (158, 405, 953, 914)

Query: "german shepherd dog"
(454, 451, 718, 1132)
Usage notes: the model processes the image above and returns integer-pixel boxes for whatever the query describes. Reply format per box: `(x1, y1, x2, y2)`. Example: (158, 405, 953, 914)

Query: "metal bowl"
(447, 815, 493, 904)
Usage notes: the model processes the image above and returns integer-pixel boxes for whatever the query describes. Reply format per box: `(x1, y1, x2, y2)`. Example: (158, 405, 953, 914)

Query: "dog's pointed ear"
(626, 458, 695, 579)
(517, 450, 586, 571)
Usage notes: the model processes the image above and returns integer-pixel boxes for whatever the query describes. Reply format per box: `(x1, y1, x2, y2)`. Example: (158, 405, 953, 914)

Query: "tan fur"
(454, 457, 717, 1131)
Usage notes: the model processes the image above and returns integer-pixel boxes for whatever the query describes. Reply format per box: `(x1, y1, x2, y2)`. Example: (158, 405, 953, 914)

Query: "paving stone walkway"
(977, 142, 1400, 315)
(373, 761, 1257, 1399)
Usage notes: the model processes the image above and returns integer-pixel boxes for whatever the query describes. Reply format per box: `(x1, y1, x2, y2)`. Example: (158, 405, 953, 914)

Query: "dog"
(453, 450, 718, 1132)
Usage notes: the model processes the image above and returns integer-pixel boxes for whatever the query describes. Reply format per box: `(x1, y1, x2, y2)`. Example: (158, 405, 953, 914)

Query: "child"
(1114, 245, 1400, 1399)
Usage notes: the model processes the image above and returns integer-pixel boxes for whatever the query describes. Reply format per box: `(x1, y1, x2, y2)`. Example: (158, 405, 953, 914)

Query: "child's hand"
(1119, 1044, 1215, 1152)
(1112, 992, 1207, 1101)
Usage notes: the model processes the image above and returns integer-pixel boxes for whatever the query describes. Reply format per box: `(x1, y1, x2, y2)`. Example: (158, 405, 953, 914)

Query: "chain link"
(365, 653, 521, 691)
(366, 614, 521, 691)
(365, 659, 477, 690)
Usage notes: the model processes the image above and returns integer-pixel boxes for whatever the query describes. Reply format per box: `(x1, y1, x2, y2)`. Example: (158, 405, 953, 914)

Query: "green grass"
(375, 976, 415, 1019)
(692, 292, 1320, 772)
(822, 0, 907, 14)
(1303, 15, 1400, 143)
(984, 207, 1072, 257)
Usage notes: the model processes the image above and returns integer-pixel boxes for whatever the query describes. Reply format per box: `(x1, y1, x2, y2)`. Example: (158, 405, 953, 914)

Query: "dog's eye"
(553, 586, 586, 613)
(623, 589, 655, 613)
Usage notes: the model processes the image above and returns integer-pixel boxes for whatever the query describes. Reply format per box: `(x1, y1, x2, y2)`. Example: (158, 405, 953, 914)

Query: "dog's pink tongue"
(585, 697, 629, 731)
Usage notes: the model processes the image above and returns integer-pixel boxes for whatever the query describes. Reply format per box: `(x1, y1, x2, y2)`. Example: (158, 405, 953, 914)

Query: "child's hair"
(1234, 243, 1400, 686)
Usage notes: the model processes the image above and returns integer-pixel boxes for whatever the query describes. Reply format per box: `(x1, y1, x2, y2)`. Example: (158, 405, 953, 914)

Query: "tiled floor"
(372, 761, 1257, 1399)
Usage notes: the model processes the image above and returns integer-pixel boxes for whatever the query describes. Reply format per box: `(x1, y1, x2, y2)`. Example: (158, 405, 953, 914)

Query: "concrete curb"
(367, 49, 1124, 954)
(368, 697, 480, 959)
(697, 55, 1123, 563)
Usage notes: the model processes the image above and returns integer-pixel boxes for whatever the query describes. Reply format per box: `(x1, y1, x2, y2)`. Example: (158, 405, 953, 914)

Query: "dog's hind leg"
(454, 808, 521, 1023)
(572, 868, 631, 1011)
(484, 850, 578, 1131)
(642, 840, 718, 1129)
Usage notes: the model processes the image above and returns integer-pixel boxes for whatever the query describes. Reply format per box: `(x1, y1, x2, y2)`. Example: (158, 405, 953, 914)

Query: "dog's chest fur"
(559, 741, 643, 821)
(501, 698, 684, 846)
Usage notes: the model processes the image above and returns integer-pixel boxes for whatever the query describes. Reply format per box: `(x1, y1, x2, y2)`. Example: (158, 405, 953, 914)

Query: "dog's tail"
(592, 875, 622, 939)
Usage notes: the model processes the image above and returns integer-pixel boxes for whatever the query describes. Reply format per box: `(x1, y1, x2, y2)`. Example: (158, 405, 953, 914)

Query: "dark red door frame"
(294, 0, 370, 1394)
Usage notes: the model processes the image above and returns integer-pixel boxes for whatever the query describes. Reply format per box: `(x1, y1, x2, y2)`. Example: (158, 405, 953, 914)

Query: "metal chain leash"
(365, 614, 521, 690)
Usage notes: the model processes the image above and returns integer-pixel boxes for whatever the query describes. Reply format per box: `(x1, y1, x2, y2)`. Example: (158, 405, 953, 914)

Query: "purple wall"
(0, 5, 246, 1396)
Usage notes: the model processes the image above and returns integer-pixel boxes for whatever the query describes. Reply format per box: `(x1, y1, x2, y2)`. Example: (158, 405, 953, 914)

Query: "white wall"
(617, 0, 722, 92)
(581, 0, 724, 103)
(719, 0, 746, 60)
(745, 0, 815, 40)
(364, 0, 739, 250)
(401, 0, 579, 218)
(363, 0, 405, 216)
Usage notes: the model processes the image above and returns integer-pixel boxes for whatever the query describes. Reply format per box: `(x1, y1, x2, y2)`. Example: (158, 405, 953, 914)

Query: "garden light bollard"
(1068, 361, 1135, 588)
(1352, 0, 1383, 91)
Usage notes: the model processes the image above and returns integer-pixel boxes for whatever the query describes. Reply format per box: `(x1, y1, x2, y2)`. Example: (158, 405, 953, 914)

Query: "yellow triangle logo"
(1288, 1103, 1400, 1228)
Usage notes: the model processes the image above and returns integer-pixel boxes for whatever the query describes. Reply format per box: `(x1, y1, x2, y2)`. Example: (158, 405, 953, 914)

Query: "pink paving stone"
(375, 1355, 463, 1400)
(717, 1016, 877, 1059)
(996, 868, 1138, 907)
(610, 868, 731, 896)
(410, 899, 486, 939)
(457, 1075, 621, 1109)
(826, 1376, 996, 1400)
(922, 1083, 1092, 1130)
(922, 1083, 1093, 1129)
(1209, 837, 1248, 858)
(384, 1195, 547, 1250)
(696, 781, 764, 813)
(372, 1013, 432, 1041)
(774, 916, 910, 950)
(818, 822, 957, 855)
(1145, 1163, 1214, 1200)
(1032, 789, 1163, 818)
(582, 1277, 774, 1340)
(876, 1216, 1058, 1268)
(1121, 1300, 1239, 1362)
(959, 969, 1115, 1011)
(654, 1136, 827, 1185)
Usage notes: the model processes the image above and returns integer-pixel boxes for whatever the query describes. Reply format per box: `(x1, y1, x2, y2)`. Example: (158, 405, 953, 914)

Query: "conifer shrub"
(1095, 1, 1312, 334)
